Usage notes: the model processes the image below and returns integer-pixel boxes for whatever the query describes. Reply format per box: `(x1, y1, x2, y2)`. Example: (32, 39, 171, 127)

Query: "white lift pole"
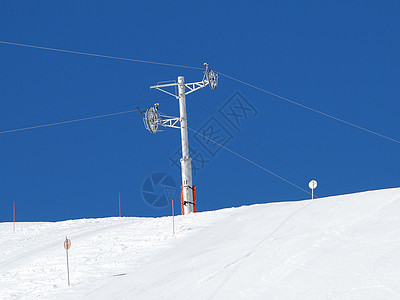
(143, 63, 218, 214)
(177, 76, 194, 214)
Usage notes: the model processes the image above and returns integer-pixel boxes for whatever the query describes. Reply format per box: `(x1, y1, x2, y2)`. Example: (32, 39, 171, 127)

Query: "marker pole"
(65, 237, 70, 286)
(13, 202, 15, 232)
(119, 192, 121, 217)
(308, 180, 318, 200)
(172, 199, 175, 235)
(66, 247, 70, 286)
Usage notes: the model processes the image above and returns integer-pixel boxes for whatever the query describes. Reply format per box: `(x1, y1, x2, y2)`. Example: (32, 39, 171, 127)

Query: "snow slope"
(1, 188, 400, 299)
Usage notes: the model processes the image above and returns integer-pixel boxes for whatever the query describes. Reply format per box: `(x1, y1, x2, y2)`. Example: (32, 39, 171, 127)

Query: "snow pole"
(119, 192, 121, 217)
(13, 202, 15, 232)
(64, 237, 71, 286)
(172, 199, 175, 235)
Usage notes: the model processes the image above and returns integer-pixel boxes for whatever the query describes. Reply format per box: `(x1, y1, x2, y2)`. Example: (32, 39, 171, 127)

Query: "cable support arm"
(159, 116, 180, 129)
(184, 80, 209, 96)
(150, 79, 210, 99)
(150, 87, 179, 99)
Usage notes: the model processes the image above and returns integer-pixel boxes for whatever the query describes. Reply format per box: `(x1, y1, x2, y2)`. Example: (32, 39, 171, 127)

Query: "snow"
(1, 188, 400, 299)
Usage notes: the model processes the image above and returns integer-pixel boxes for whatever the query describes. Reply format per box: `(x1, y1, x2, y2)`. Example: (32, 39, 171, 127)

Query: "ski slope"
(1, 188, 400, 299)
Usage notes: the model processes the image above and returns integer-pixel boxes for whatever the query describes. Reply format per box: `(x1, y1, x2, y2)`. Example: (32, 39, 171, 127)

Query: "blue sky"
(1, 1, 399, 221)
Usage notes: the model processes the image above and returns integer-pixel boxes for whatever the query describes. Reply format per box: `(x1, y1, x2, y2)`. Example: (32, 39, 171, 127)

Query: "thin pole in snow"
(66, 246, 70, 286)
(172, 199, 175, 235)
(13, 202, 15, 232)
(64, 237, 71, 286)
(119, 192, 121, 217)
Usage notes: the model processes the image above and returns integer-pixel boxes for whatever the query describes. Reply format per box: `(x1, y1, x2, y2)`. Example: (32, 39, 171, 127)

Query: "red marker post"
(64, 237, 71, 286)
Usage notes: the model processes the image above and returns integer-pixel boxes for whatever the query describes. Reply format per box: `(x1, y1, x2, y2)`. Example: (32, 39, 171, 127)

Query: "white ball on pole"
(309, 180, 317, 199)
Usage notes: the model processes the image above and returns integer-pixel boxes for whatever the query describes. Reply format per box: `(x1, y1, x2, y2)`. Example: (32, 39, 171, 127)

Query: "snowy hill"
(1, 188, 400, 299)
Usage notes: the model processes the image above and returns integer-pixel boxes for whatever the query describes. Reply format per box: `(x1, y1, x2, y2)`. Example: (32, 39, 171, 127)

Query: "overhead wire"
(0, 109, 139, 135)
(187, 126, 311, 195)
(0, 40, 202, 70)
(189, 95, 310, 178)
(1, 39, 398, 194)
(217, 71, 400, 145)
(189, 96, 333, 195)
(1, 39, 398, 145)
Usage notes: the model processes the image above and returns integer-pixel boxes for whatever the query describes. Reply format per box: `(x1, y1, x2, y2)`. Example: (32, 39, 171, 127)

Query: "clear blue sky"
(1, 1, 399, 221)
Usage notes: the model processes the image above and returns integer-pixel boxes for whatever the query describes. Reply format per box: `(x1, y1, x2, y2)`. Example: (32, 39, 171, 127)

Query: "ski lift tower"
(142, 63, 218, 214)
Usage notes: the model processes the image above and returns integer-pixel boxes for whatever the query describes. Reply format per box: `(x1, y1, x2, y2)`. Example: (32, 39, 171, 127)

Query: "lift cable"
(187, 126, 311, 195)
(217, 71, 400, 145)
(0, 40, 202, 70)
(1, 40, 398, 144)
(189, 96, 333, 195)
(0, 109, 139, 135)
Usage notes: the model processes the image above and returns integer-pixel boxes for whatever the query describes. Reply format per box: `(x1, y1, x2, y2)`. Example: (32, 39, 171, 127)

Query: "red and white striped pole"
(13, 202, 15, 232)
